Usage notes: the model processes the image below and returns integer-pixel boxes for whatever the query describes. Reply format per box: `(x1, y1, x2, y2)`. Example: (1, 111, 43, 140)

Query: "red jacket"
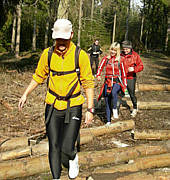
(121, 50, 144, 79)
(97, 56, 127, 100)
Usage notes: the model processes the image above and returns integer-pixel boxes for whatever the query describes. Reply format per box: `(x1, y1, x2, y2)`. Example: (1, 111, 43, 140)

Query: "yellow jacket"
(33, 42, 94, 110)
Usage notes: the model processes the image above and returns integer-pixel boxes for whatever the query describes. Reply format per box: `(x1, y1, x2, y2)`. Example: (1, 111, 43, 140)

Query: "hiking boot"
(113, 109, 118, 119)
(131, 109, 137, 117)
(106, 122, 111, 126)
(69, 154, 79, 179)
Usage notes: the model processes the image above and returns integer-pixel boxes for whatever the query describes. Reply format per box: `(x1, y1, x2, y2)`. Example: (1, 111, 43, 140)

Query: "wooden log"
(31, 134, 94, 155)
(91, 171, 170, 180)
(0, 146, 31, 161)
(0, 144, 170, 179)
(0, 134, 94, 162)
(0, 155, 50, 179)
(133, 129, 170, 140)
(94, 153, 170, 174)
(80, 120, 135, 137)
(79, 143, 170, 167)
(0, 137, 28, 152)
(137, 84, 170, 91)
(126, 101, 170, 110)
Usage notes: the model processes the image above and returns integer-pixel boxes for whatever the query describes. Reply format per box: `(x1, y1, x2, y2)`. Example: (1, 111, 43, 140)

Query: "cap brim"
(52, 30, 71, 40)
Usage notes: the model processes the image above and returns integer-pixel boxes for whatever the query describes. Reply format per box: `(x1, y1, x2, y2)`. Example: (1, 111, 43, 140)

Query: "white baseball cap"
(52, 19, 72, 39)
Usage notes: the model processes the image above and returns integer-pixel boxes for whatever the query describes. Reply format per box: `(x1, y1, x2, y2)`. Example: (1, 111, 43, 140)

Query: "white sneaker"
(69, 154, 79, 179)
(113, 109, 118, 119)
(106, 122, 111, 126)
(131, 109, 137, 117)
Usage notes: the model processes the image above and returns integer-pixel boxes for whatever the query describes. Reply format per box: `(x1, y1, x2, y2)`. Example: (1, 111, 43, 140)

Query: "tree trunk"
(112, 13, 116, 43)
(32, 4, 37, 51)
(140, 16, 144, 43)
(91, 0, 94, 20)
(133, 129, 170, 140)
(77, 0, 83, 46)
(165, 13, 170, 52)
(15, 2, 22, 58)
(57, 0, 69, 19)
(11, 12, 17, 52)
(125, 0, 131, 40)
(94, 153, 170, 174)
(1, 143, 170, 179)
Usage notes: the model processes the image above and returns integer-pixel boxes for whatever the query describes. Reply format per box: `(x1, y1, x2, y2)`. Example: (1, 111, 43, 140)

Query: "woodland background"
(0, 0, 170, 57)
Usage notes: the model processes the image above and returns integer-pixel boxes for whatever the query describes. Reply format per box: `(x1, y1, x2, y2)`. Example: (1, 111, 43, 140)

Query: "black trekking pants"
(90, 56, 99, 75)
(127, 78, 137, 109)
(45, 104, 82, 179)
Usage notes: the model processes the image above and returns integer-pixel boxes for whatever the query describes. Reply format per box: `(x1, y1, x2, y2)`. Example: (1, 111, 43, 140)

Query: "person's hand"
(128, 67, 134, 72)
(85, 111, 93, 125)
(18, 94, 27, 111)
(97, 76, 101, 81)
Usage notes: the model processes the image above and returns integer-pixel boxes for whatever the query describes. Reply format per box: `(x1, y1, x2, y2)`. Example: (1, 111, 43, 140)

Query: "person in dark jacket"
(88, 39, 103, 75)
(121, 40, 144, 117)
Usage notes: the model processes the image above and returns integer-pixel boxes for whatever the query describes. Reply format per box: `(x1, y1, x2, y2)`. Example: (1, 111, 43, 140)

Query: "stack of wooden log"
(0, 83, 170, 179)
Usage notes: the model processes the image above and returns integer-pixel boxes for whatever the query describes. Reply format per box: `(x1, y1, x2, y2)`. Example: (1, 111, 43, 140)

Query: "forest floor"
(0, 51, 170, 179)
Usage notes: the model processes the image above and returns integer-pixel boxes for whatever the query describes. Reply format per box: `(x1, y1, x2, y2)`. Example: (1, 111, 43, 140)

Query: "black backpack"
(47, 45, 81, 85)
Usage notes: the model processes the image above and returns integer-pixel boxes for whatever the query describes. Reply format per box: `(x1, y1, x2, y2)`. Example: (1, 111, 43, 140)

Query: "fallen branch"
(133, 129, 170, 140)
(94, 153, 170, 174)
(0, 99, 13, 110)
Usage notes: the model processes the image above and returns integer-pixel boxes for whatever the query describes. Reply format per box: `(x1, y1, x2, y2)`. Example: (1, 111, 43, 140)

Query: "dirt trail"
(0, 52, 170, 179)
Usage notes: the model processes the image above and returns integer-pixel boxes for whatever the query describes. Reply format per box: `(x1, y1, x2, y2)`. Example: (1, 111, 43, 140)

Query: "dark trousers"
(127, 78, 137, 109)
(90, 56, 99, 75)
(105, 83, 121, 122)
(45, 104, 82, 179)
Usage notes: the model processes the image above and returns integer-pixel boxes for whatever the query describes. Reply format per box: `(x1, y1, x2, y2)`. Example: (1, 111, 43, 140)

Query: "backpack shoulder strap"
(48, 46, 55, 70)
(75, 46, 81, 81)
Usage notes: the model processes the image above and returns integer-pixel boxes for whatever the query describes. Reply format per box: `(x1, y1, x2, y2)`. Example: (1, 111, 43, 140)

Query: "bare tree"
(32, 4, 37, 51)
(165, 12, 170, 52)
(11, 11, 17, 52)
(77, 0, 83, 46)
(58, 0, 69, 19)
(125, 0, 131, 40)
(15, 1, 22, 58)
(112, 12, 117, 43)
(91, 0, 94, 20)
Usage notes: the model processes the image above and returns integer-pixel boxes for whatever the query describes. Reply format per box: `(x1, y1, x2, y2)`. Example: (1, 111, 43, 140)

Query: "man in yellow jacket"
(18, 19, 94, 180)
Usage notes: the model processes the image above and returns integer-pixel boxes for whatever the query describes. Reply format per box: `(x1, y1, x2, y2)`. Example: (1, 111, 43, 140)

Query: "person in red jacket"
(97, 42, 127, 125)
(121, 40, 144, 117)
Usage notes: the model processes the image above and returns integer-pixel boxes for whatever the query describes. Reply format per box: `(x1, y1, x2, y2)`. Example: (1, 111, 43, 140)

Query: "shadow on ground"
(0, 52, 40, 72)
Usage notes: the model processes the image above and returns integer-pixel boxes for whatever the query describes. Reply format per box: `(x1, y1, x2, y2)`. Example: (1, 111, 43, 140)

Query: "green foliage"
(0, 0, 169, 54)
(142, 0, 169, 51)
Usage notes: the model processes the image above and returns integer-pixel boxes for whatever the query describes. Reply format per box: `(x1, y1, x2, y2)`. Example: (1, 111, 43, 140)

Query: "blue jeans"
(104, 83, 121, 122)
